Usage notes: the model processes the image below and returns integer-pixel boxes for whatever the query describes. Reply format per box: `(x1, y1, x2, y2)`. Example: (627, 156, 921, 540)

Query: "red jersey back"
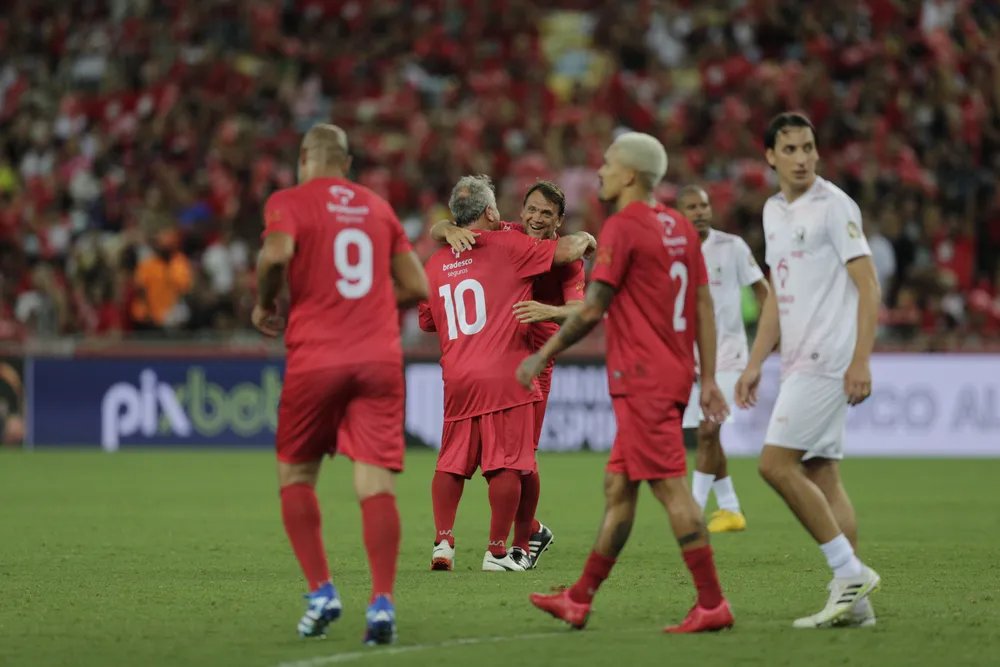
(420, 230, 558, 421)
(591, 201, 707, 402)
(262, 177, 412, 372)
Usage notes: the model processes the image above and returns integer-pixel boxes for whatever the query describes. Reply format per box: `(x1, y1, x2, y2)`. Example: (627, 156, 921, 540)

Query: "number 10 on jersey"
(439, 279, 487, 340)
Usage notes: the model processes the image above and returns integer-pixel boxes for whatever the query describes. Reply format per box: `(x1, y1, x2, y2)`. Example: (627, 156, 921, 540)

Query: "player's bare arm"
(512, 300, 583, 324)
(736, 275, 779, 409)
(515, 282, 613, 389)
(253, 231, 295, 337)
(430, 219, 479, 253)
(391, 251, 430, 307)
(695, 285, 729, 424)
(844, 255, 880, 406)
(751, 278, 770, 309)
(553, 232, 597, 265)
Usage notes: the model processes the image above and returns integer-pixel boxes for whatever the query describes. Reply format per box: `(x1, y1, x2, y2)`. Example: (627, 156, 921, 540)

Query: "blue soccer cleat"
(363, 595, 397, 646)
(297, 583, 343, 638)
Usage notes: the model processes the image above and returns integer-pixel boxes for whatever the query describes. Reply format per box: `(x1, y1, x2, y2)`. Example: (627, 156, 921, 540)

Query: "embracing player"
(254, 124, 429, 644)
(676, 186, 769, 532)
(430, 180, 584, 568)
(420, 175, 595, 572)
(736, 112, 882, 628)
(517, 132, 734, 633)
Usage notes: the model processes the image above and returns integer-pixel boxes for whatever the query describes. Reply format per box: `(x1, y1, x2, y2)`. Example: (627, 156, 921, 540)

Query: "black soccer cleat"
(528, 523, 555, 569)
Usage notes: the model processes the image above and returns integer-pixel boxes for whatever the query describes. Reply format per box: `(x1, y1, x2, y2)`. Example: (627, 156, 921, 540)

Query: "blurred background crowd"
(1, 0, 999, 353)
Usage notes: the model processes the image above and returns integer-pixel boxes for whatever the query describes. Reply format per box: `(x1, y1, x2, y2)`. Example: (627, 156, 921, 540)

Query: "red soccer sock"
(513, 470, 540, 551)
(568, 551, 616, 604)
(280, 483, 330, 591)
(431, 471, 465, 546)
(361, 493, 400, 603)
(486, 469, 521, 557)
(682, 545, 724, 609)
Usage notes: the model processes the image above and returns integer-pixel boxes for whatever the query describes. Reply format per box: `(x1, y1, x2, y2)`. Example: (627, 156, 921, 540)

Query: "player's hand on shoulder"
(843, 359, 872, 406)
(252, 303, 286, 338)
(734, 366, 761, 409)
(700, 378, 730, 424)
(513, 300, 555, 323)
(442, 221, 479, 253)
(515, 353, 546, 391)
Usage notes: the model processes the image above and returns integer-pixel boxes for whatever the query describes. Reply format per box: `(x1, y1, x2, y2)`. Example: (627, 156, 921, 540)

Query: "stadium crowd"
(1, 0, 999, 351)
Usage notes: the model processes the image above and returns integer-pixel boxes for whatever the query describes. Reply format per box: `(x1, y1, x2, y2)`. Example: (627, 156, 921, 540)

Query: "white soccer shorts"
(682, 370, 741, 430)
(764, 372, 848, 460)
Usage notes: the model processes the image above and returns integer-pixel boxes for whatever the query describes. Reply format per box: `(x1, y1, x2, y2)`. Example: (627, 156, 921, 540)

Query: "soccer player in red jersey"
(419, 174, 595, 572)
(253, 124, 429, 644)
(516, 132, 735, 633)
(429, 180, 584, 568)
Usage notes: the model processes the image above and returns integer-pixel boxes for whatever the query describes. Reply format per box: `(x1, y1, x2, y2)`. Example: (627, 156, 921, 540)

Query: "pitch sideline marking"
(275, 628, 653, 667)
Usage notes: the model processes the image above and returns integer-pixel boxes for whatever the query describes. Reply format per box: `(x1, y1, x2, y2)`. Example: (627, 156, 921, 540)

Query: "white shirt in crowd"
(701, 229, 764, 372)
(763, 177, 872, 380)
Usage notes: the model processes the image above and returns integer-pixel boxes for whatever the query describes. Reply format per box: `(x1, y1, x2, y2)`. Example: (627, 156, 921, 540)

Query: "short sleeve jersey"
(762, 177, 872, 379)
(499, 221, 586, 357)
(591, 201, 707, 402)
(262, 177, 411, 372)
(421, 230, 558, 421)
(701, 229, 765, 372)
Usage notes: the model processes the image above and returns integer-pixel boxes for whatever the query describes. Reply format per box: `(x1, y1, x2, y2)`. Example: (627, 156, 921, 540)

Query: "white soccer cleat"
(834, 598, 876, 628)
(793, 565, 880, 629)
(431, 541, 455, 571)
(482, 550, 528, 572)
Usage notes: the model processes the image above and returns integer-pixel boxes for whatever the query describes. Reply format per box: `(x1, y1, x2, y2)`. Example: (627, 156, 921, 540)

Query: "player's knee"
(603, 472, 638, 511)
(354, 461, 396, 501)
(697, 420, 721, 444)
(278, 461, 321, 488)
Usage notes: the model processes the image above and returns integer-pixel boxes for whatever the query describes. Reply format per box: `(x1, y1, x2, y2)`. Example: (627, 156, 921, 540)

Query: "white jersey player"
(736, 112, 882, 629)
(677, 186, 769, 533)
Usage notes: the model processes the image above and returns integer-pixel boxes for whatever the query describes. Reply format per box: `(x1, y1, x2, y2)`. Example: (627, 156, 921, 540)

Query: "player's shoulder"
(707, 229, 742, 245)
(499, 221, 525, 233)
(814, 177, 861, 216)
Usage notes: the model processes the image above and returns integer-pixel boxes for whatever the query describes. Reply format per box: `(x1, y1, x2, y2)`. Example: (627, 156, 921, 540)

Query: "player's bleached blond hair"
(611, 132, 669, 191)
(449, 174, 497, 227)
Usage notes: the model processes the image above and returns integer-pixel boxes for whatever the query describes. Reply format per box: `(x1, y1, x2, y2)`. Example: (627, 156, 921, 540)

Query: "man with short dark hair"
(736, 112, 882, 628)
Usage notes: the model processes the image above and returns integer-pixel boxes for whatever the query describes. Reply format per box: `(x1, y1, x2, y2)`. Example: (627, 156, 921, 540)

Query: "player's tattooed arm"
(257, 232, 295, 309)
(545, 281, 615, 356)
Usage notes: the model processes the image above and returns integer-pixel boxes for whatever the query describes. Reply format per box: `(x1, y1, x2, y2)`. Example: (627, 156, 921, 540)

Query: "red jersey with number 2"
(262, 177, 412, 373)
(591, 201, 707, 402)
(419, 230, 557, 421)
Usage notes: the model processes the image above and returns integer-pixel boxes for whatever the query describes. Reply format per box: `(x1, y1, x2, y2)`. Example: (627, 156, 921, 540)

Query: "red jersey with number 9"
(261, 177, 412, 373)
(419, 230, 557, 421)
(590, 201, 707, 402)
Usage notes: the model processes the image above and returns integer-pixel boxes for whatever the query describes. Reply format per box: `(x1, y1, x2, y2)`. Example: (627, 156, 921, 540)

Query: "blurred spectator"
(0, 0, 996, 351)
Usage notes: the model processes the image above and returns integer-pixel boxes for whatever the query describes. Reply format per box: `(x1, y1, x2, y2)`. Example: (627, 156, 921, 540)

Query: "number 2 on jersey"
(439, 279, 487, 340)
(333, 228, 373, 299)
(670, 261, 688, 332)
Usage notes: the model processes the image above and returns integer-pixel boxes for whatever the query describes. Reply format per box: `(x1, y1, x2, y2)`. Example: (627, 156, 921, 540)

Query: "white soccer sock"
(692, 472, 714, 510)
(712, 476, 740, 513)
(819, 534, 864, 579)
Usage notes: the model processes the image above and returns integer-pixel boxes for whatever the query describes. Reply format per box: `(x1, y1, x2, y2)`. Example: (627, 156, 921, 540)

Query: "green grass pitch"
(1, 450, 997, 667)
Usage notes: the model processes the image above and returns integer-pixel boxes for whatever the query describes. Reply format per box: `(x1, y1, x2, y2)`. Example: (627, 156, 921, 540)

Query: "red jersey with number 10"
(419, 230, 558, 421)
(262, 177, 412, 372)
(591, 201, 707, 402)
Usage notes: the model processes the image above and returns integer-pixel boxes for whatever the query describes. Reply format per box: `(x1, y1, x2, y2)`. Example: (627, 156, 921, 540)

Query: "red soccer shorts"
(606, 395, 687, 481)
(532, 393, 549, 450)
(436, 403, 537, 479)
(276, 362, 405, 472)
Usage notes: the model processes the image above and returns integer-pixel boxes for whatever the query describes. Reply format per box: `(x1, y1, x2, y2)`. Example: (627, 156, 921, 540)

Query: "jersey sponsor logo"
(596, 246, 613, 265)
(442, 258, 473, 272)
(794, 226, 806, 245)
(847, 221, 860, 239)
(574, 280, 585, 294)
